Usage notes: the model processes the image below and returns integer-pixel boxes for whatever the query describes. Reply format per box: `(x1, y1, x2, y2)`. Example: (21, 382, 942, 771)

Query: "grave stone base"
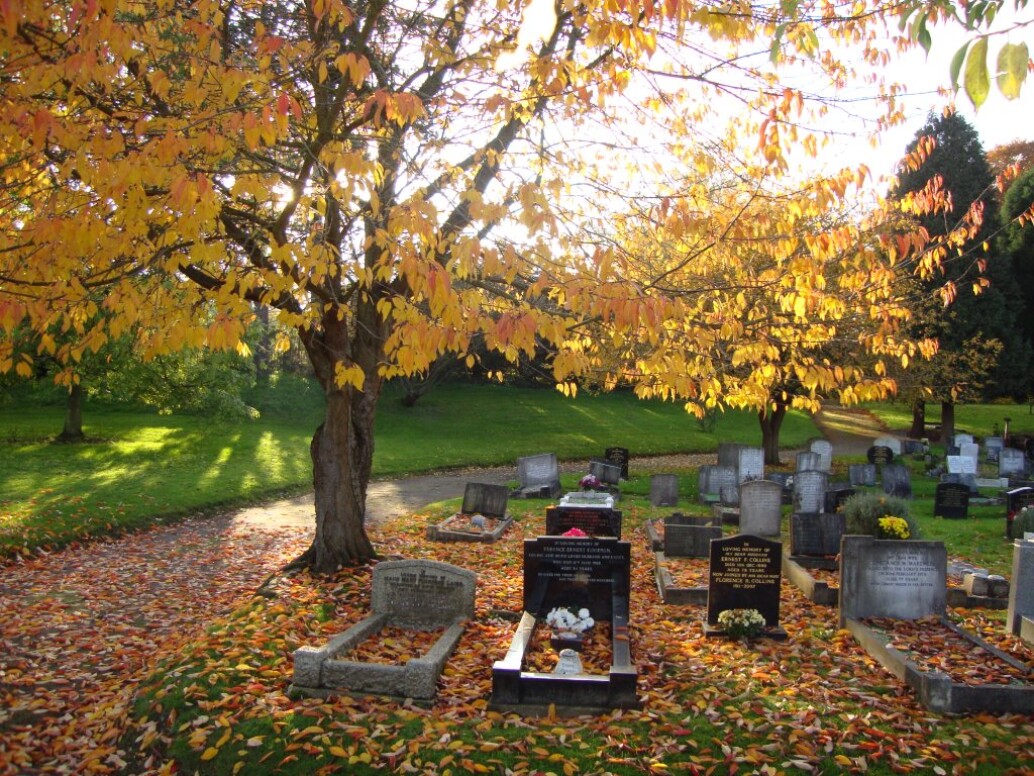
(782, 553, 839, 606)
(291, 613, 466, 701)
(653, 552, 708, 605)
(426, 514, 514, 543)
(490, 611, 640, 714)
(844, 616, 1034, 714)
(711, 505, 739, 525)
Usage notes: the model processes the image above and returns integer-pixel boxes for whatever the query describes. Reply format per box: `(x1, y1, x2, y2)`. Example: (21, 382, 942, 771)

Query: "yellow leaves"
(334, 361, 365, 391)
(334, 53, 371, 88)
(200, 746, 219, 761)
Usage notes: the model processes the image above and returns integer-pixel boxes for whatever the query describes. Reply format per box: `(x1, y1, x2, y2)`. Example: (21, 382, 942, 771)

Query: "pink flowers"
(562, 527, 587, 537)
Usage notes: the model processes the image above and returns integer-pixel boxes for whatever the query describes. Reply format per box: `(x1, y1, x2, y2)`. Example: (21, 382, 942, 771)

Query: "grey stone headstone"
(791, 511, 845, 557)
(371, 560, 477, 630)
(793, 470, 828, 514)
(953, 433, 975, 447)
(985, 436, 1004, 462)
(664, 514, 721, 558)
(707, 534, 782, 628)
(516, 453, 562, 498)
(698, 465, 737, 501)
(737, 447, 765, 484)
(1007, 538, 1034, 636)
(649, 474, 679, 507)
(589, 457, 622, 485)
(848, 463, 877, 487)
(873, 436, 903, 455)
(717, 442, 744, 469)
(808, 439, 834, 471)
(462, 482, 509, 518)
(959, 442, 980, 464)
(796, 451, 822, 473)
(881, 464, 912, 499)
(838, 536, 947, 626)
(719, 484, 740, 507)
(738, 480, 783, 537)
(1000, 448, 1028, 478)
(946, 455, 964, 475)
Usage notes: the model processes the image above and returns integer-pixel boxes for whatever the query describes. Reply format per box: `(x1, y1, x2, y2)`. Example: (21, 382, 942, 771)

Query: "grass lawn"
(0, 380, 817, 560)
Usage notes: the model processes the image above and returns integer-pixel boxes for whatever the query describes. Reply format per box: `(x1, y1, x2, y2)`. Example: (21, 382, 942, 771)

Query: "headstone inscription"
(1007, 536, 1034, 636)
(737, 447, 765, 484)
(514, 453, 562, 499)
(706, 534, 784, 635)
(738, 480, 783, 537)
(947, 455, 977, 475)
(790, 512, 845, 558)
(664, 514, 721, 558)
(934, 481, 970, 519)
(1000, 448, 1028, 478)
(698, 465, 737, 503)
(649, 474, 679, 507)
(370, 560, 476, 629)
(796, 451, 822, 473)
(838, 536, 947, 627)
(848, 463, 877, 487)
(604, 446, 630, 479)
(808, 439, 834, 471)
(881, 464, 912, 499)
(589, 457, 622, 486)
(793, 470, 827, 514)
(523, 536, 631, 622)
(867, 445, 894, 465)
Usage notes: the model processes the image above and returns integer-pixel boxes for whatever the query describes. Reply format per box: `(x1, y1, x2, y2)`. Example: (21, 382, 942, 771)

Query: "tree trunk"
(56, 383, 85, 442)
(941, 400, 956, 446)
(908, 398, 925, 439)
(758, 404, 786, 466)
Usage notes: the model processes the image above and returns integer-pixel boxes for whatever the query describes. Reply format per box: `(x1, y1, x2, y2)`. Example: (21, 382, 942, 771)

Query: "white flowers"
(717, 608, 766, 639)
(545, 606, 595, 634)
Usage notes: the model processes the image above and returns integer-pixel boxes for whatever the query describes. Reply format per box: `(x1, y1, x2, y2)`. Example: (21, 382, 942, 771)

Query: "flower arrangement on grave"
(545, 606, 595, 638)
(717, 608, 766, 641)
(579, 474, 603, 491)
(562, 527, 587, 537)
(841, 493, 918, 538)
(876, 515, 911, 540)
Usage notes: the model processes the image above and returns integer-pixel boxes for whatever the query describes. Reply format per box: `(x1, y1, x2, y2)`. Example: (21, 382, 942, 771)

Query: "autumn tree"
(0, 0, 958, 570)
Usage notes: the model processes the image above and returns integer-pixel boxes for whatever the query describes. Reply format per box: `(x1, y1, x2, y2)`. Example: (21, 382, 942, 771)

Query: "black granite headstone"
(790, 512, 845, 557)
(545, 506, 622, 538)
(605, 447, 630, 480)
(824, 485, 856, 514)
(867, 445, 894, 465)
(706, 534, 782, 627)
(523, 536, 631, 622)
(934, 481, 970, 519)
(589, 458, 622, 486)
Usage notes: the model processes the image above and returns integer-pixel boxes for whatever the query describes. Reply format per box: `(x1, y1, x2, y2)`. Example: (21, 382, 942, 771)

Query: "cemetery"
(425, 483, 513, 542)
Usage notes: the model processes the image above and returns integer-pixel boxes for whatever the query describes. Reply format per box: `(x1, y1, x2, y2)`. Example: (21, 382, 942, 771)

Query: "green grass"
(0, 380, 817, 559)
(866, 401, 1034, 438)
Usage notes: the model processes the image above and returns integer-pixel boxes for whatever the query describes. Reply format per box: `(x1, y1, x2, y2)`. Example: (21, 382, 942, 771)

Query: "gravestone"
(706, 534, 784, 636)
(514, 453, 562, 499)
(589, 457, 622, 486)
(824, 484, 855, 514)
(523, 536, 630, 622)
(767, 472, 794, 504)
(838, 536, 946, 626)
(953, 433, 974, 447)
(738, 480, 783, 537)
(881, 464, 912, 499)
(796, 451, 822, 473)
(1007, 536, 1034, 636)
(427, 482, 513, 542)
(947, 455, 977, 475)
(605, 447, 630, 480)
(790, 511, 845, 558)
(902, 440, 926, 455)
(873, 436, 903, 456)
(793, 470, 828, 514)
(292, 560, 476, 700)
(717, 442, 744, 469)
(808, 439, 834, 471)
(649, 474, 679, 507)
(1007, 487, 1034, 539)
(934, 481, 970, 519)
(664, 514, 721, 558)
(985, 436, 1004, 463)
(959, 442, 980, 466)
(698, 465, 737, 503)
(547, 493, 622, 538)
(1000, 448, 1028, 478)
(867, 445, 894, 465)
(848, 463, 877, 487)
(461, 482, 509, 518)
(737, 446, 765, 484)
(719, 484, 740, 507)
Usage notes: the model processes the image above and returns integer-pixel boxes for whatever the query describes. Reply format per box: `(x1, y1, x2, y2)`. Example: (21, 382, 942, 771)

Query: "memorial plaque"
(808, 439, 834, 471)
(848, 463, 877, 487)
(1000, 448, 1028, 478)
(793, 470, 828, 514)
(867, 445, 894, 465)
(371, 560, 477, 630)
(717, 442, 744, 469)
(824, 484, 855, 514)
(790, 511, 845, 557)
(873, 436, 903, 455)
(461, 482, 509, 518)
(546, 505, 622, 538)
(738, 480, 783, 537)
(707, 534, 782, 627)
(839, 536, 947, 625)
(523, 536, 631, 621)
(589, 457, 622, 485)
(664, 514, 721, 558)
(881, 464, 912, 499)
(934, 481, 970, 519)
(737, 446, 765, 484)
(796, 451, 822, 473)
(649, 474, 679, 507)
(605, 446, 630, 479)
(698, 465, 737, 502)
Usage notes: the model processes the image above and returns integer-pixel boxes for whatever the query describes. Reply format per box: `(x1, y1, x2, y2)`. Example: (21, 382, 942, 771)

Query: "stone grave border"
(653, 552, 709, 605)
(426, 483, 514, 543)
(839, 536, 1034, 714)
(781, 551, 838, 606)
(946, 560, 1010, 610)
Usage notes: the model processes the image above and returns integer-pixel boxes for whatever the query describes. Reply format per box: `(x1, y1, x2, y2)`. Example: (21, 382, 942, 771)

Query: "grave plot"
(426, 483, 513, 543)
(782, 511, 844, 606)
(705, 534, 787, 641)
(946, 560, 1010, 610)
(839, 536, 1034, 714)
(490, 535, 639, 714)
(292, 560, 475, 702)
(648, 514, 720, 605)
(546, 491, 622, 538)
